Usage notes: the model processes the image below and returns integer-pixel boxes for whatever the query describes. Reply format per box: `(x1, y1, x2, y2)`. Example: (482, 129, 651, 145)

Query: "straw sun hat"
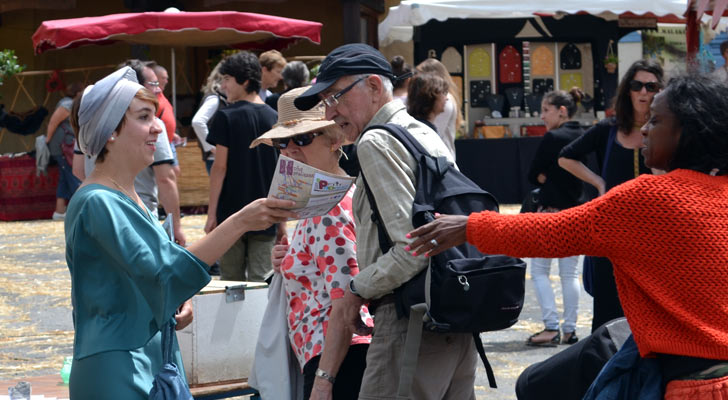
(250, 86, 336, 148)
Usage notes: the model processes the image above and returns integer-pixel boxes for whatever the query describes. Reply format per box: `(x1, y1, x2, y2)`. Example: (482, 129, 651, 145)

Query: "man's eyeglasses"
(322, 76, 368, 108)
(145, 81, 160, 88)
(629, 80, 660, 93)
(272, 132, 324, 150)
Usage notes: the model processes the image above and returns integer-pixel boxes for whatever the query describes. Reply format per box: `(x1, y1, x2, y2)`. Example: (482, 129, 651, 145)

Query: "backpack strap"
(397, 302, 428, 399)
(358, 122, 432, 254)
(473, 333, 498, 388)
(367, 123, 430, 160)
(359, 170, 393, 254)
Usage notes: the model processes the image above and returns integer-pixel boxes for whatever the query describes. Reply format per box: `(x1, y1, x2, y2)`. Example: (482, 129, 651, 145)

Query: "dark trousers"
(591, 257, 624, 332)
(516, 318, 630, 400)
(303, 344, 368, 400)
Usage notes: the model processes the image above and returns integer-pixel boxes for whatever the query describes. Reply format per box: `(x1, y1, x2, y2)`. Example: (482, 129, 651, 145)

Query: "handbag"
(149, 320, 193, 400)
(60, 125, 75, 166)
(520, 188, 541, 214)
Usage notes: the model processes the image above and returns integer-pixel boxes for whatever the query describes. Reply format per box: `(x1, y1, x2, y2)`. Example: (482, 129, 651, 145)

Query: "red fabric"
(157, 93, 176, 142)
(665, 375, 728, 399)
(524, 125, 547, 136)
(466, 169, 728, 360)
(686, 9, 700, 71)
(0, 155, 59, 221)
(499, 45, 522, 84)
(32, 11, 322, 55)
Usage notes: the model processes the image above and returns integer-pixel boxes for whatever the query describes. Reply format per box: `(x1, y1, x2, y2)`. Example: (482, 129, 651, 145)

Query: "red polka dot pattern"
(280, 186, 373, 369)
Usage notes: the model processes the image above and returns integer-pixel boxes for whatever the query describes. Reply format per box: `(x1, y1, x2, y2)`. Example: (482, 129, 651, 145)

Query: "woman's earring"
(109, 136, 116, 142)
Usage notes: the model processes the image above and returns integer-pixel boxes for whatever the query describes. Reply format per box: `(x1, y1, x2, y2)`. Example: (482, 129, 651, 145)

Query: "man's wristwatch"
(315, 368, 336, 384)
(349, 279, 363, 298)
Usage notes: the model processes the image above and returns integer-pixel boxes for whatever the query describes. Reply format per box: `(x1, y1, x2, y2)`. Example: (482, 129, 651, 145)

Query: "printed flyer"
(267, 155, 355, 220)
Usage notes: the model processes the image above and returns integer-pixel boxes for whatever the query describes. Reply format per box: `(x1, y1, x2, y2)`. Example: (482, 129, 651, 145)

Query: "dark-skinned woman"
(406, 74, 728, 399)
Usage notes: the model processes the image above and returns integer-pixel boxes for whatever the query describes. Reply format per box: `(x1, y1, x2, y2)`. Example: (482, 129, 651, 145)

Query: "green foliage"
(0, 49, 25, 87)
(603, 54, 619, 65)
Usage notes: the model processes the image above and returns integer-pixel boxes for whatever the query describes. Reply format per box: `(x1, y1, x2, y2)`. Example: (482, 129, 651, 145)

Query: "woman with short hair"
(406, 72, 449, 134)
(416, 58, 463, 160)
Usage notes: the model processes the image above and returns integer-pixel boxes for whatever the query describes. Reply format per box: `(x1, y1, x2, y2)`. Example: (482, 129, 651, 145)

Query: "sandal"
(562, 331, 579, 345)
(526, 329, 560, 347)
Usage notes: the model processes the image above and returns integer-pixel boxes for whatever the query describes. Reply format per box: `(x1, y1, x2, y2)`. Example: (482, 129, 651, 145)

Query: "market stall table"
(189, 380, 260, 400)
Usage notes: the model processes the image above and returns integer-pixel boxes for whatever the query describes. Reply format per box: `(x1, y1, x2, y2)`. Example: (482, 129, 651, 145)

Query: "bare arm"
(188, 197, 297, 265)
(45, 107, 71, 143)
(309, 298, 355, 400)
(154, 162, 185, 246)
(205, 145, 227, 233)
(558, 157, 606, 196)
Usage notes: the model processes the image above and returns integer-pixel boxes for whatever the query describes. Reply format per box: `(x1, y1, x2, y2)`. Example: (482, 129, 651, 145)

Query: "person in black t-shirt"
(205, 51, 281, 282)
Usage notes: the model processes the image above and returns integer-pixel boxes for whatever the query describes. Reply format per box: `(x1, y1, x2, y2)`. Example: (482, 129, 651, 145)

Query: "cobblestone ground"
(0, 206, 593, 399)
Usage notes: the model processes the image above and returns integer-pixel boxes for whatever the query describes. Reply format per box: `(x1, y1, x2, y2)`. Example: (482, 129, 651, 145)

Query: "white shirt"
(432, 92, 457, 161)
(191, 94, 219, 154)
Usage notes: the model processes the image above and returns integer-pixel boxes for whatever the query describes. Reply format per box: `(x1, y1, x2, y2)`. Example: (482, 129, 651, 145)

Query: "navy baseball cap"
(294, 43, 395, 110)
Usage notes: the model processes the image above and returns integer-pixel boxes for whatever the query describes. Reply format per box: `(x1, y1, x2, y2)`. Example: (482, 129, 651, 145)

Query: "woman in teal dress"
(65, 67, 296, 400)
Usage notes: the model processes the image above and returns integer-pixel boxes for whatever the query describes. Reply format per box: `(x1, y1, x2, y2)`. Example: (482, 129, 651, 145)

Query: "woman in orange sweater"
(406, 74, 728, 398)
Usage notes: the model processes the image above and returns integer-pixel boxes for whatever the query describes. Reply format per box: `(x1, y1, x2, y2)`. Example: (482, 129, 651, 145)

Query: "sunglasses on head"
(272, 132, 323, 150)
(629, 80, 660, 93)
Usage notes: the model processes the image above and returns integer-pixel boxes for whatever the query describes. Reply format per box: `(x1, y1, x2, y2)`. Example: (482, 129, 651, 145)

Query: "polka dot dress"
(281, 186, 373, 370)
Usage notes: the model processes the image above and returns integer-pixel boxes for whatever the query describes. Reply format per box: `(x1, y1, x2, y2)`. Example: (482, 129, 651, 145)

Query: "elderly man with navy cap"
(296, 44, 476, 400)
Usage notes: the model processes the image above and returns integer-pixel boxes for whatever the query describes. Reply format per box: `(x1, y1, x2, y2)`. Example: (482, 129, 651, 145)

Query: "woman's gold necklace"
(108, 176, 147, 214)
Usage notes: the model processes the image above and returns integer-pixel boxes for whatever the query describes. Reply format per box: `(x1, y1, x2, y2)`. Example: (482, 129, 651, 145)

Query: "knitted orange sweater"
(467, 169, 728, 359)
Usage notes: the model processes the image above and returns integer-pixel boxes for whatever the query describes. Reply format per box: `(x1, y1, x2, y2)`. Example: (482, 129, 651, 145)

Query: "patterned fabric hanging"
(499, 45, 522, 84)
(469, 48, 491, 77)
(560, 73, 583, 91)
(532, 45, 554, 76)
(560, 43, 582, 70)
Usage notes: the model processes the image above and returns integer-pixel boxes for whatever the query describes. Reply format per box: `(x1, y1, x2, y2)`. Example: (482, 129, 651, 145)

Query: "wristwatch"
(349, 279, 363, 298)
(315, 368, 336, 384)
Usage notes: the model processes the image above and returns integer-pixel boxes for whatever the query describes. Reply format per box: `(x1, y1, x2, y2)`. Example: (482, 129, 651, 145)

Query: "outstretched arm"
(188, 197, 297, 266)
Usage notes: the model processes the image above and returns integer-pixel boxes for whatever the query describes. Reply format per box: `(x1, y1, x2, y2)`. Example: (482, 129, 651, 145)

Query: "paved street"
(0, 209, 593, 399)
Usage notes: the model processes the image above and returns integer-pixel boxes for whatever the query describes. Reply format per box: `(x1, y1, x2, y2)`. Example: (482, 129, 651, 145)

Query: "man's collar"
(355, 100, 405, 146)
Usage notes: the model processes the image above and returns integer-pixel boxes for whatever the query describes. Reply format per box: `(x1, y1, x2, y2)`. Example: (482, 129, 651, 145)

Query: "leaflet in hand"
(268, 155, 355, 220)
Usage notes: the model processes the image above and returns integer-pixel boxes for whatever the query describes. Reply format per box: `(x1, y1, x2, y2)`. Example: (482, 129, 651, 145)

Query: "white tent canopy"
(379, 0, 689, 46)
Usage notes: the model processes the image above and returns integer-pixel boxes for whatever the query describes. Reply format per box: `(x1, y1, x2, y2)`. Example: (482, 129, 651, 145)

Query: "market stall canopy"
(32, 10, 322, 54)
(687, 0, 728, 29)
(379, 0, 688, 46)
(685, 0, 728, 67)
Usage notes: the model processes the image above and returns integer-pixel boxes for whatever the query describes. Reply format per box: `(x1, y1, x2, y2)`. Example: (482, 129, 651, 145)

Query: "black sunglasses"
(629, 80, 661, 93)
(272, 132, 323, 150)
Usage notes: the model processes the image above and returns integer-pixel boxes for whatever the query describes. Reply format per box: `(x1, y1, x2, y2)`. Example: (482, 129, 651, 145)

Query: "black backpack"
(359, 123, 527, 395)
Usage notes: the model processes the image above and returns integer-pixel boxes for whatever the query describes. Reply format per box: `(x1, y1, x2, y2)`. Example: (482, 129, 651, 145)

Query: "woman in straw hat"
(65, 67, 296, 400)
(251, 86, 372, 400)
